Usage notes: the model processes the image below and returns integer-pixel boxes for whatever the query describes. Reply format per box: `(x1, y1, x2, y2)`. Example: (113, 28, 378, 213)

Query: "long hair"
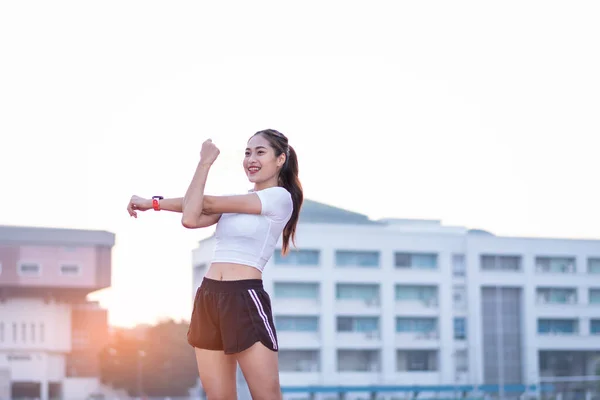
(252, 129, 303, 255)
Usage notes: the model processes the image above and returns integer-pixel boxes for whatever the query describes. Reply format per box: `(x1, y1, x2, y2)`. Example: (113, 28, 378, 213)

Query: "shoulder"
(255, 186, 293, 219)
(256, 186, 291, 197)
(255, 186, 292, 204)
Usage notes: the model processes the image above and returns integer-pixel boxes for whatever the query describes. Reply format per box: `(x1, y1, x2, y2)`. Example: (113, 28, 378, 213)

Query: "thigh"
(236, 342, 282, 400)
(194, 347, 237, 400)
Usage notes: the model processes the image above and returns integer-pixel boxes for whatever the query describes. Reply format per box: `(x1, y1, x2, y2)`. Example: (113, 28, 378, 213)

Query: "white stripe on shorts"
(248, 289, 278, 350)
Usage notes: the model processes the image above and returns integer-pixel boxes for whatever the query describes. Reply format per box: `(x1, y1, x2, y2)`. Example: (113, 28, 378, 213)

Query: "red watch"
(152, 196, 164, 211)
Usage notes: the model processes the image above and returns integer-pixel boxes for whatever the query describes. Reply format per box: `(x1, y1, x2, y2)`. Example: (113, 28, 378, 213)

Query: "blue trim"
(281, 384, 554, 394)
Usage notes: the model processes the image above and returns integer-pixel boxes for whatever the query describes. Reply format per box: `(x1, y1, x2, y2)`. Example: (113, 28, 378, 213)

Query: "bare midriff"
(204, 262, 263, 281)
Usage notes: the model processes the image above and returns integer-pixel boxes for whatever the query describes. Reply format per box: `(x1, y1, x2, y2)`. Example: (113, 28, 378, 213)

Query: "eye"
(257, 150, 265, 155)
(244, 151, 250, 157)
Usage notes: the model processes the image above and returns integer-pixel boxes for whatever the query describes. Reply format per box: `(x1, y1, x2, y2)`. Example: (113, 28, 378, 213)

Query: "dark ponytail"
(278, 145, 303, 255)
(252, 129, 304, 255)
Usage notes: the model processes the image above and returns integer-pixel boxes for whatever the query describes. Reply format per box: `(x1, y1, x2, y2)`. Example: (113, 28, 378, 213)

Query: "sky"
(1, 1, 599, 328)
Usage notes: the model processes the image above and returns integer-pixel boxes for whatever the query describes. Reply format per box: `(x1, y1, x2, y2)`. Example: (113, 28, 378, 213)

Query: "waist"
(211, 248, 269, 272)
(200, 276, 263, 293)
(205, 262, 263, 281)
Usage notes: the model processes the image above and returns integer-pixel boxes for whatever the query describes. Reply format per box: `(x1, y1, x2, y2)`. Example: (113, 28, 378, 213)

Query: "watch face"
(152, 196, 164, 200)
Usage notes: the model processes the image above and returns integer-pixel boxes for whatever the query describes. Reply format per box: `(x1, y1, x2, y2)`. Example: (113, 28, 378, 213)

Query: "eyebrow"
(245, 145, 267, 151)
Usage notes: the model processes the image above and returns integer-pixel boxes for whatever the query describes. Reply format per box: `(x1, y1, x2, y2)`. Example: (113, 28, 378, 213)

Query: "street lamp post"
(137, 350, 146, 399)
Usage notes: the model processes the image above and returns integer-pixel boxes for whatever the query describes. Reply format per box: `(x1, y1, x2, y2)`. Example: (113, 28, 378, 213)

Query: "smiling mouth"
(248, 167, 261, 174)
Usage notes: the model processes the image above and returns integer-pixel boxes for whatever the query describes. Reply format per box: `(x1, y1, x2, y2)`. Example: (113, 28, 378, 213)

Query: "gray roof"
(298, 199, 381, 225)
(0, 225, 115, 247)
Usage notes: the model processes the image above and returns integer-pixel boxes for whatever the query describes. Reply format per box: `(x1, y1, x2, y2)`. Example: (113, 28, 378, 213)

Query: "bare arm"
(181, 139, 221, 228)
(156, 197, 183, 213)
(181, 162, 212, 228)
(202, 194, 262, 215)
(161, 196, 221, 228)
(126, 195, 221, 228)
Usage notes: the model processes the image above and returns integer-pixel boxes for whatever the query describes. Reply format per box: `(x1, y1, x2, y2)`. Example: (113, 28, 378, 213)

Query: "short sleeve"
(255, 187, 293, 222)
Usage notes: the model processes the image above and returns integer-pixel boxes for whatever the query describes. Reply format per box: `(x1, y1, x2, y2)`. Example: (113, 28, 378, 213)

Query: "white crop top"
(212, 186, 293, 272)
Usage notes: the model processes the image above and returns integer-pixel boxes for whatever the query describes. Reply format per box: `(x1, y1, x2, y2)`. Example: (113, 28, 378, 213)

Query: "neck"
(254, 177, 279, 192)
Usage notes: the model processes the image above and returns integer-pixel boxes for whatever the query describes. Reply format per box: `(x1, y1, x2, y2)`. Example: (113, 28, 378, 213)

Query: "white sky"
(1, 1, 599, 328)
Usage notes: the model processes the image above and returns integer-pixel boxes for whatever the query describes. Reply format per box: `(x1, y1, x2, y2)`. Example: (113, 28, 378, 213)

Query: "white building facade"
(191, 200, 600, 396)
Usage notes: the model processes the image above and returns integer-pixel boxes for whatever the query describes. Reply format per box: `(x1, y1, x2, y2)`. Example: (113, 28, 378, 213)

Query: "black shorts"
(187, 277, 279, 354)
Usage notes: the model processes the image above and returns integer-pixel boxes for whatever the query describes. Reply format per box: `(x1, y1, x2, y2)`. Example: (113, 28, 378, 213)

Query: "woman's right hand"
(127, 195, 152, 218)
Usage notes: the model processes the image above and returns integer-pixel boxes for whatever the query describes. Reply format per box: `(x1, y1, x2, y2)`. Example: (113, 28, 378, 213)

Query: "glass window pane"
(336, 251, 380, 267)
(588, 258, 600, 273)
(273, 283, 318, 299)
(274, 250, 320, 266)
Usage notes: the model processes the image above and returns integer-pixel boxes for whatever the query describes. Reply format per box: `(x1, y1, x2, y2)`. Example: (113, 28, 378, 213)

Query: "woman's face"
(243, 134, 284, 184)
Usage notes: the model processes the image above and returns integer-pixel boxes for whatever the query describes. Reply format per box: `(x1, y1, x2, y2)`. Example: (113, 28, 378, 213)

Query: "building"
(0, 225, 115, 400)
(191, 199, 600, 398)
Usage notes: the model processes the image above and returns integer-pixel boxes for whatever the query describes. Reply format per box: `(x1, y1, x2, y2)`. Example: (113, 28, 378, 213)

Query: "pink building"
(0, 224, 115, 400)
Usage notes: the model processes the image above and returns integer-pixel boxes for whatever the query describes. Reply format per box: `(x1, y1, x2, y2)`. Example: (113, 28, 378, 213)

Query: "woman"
(126, 129, 303, 400)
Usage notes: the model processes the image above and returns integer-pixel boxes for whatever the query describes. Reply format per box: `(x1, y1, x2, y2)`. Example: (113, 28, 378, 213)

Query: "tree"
(100, 319, 198, 397)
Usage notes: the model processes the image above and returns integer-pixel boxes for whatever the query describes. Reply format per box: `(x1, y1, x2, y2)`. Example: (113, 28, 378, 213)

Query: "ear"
(277, 153, 286, 168)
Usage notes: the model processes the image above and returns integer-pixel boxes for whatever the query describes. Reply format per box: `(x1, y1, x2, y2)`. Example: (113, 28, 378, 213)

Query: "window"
(0, 262, 2, 275)
(455, 350, 468, 372)
(588, 258, 600, 274)
(591, 320, 600, 335)
(31, 323, 36, 342)
(396, 318, 437, 337)
(0, 322, 4, 342)
(274, 249, 320, 266)
(278, 350, 320, 372)
(40, 323, 45, 342)
(336, 284, 379, 305)
(453, 285, 467, 309)
(60, 264, 80, 276)
(536, 257, 576, 273)
(7, 354, 32, 361)
(337, 317, 379, 333)
(273, 282, 319, 300)
(453, 254, 466, 276)
(454, 317, 467, 340)
(18, 262, 41, 276)
(395, 285, 438, 306)
(337, 350, 380, 372)
(481, 255, 521, 271)
(12, 323, 17, 342)
(21, 323, 26, 342)
(395, 252, 438, 269)
(536, 288, 577, 305)
(397, 350, 438, 372)
(538, 319, 578, 335)
(335, 251, 380, 268)
(275, 316, 319, 332)
(590, 289, 600, 305)
(72, 331, 89, 348)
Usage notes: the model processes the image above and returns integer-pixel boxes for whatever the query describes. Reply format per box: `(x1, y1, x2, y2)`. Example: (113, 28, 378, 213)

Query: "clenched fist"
(200, 139, 220, 166)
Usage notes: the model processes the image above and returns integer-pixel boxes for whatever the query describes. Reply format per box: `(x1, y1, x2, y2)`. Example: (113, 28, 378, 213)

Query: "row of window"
(0, 262, 81, 277)
(276, 316, 468, 340)
(273, 250, 600, 274)
(0, 322, 45, 343)
(277, 349, 449, 373)
(273, 282, 600, 306)
(275, 315, 600, 337)
(538, 318, 600, 335)
(537, 288, 600, 305)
